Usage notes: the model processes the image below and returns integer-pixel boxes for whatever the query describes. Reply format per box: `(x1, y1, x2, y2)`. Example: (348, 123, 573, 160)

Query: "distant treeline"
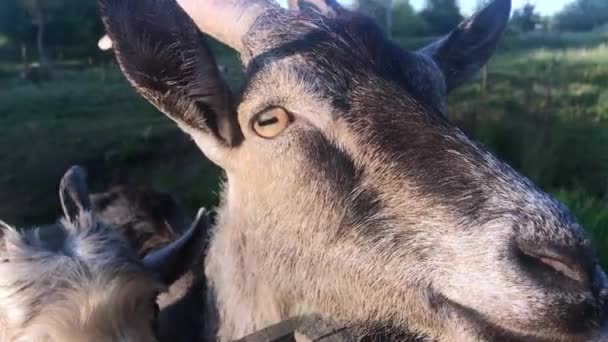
(358, 0, 608, 37)
(0, 0, 607, 66)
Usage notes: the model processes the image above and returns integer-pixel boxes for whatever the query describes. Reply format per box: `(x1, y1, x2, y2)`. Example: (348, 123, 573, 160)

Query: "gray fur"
(100, 0, 608, 341)
(0, 167, 208, 342)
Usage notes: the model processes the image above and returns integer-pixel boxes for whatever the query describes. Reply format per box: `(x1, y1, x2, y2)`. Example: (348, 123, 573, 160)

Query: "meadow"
(1, 29, 607, 264)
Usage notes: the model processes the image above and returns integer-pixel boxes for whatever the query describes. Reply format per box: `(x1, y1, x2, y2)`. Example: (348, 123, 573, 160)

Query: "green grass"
(0, 66, 223, 225)
(0, 31, 607, 265)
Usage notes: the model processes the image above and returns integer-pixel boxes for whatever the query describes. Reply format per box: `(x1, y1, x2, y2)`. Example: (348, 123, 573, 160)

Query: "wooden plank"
(234, 316, 356, 342)
(234, 318, 299, 342)
(294, 315, 354, 342)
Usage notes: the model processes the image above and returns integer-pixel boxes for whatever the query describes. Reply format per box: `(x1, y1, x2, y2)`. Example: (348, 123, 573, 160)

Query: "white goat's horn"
(176, 0, 280, 52)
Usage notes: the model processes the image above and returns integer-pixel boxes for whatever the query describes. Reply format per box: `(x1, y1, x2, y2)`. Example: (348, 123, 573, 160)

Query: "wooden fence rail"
(234, 316, 357, 342)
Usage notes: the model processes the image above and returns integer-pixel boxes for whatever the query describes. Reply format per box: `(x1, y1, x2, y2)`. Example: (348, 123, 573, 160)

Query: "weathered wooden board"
(234, 316, 356, 342)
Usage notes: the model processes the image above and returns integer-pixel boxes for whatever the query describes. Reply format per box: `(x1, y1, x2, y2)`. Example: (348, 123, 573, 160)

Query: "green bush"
(392, 1, 430, 37)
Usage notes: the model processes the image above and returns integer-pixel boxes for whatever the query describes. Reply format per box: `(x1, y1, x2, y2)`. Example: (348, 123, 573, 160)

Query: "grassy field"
(0, 66, 225, 225)
(0, 31, 607, 264)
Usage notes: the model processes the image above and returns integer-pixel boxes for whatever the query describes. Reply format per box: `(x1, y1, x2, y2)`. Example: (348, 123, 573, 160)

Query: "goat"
(35, 182, 190, 255)
(0, 166, 208, 342)
(90, 182, 208, 342)
(90, 184, 191, 256)
(100, 0, 608, 340)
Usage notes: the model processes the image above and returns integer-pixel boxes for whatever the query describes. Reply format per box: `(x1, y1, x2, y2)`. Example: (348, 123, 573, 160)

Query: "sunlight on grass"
(528, 44, 608, 63)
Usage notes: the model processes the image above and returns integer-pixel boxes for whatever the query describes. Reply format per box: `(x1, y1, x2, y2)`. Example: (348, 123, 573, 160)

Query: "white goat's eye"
(252, 107, 292, 139)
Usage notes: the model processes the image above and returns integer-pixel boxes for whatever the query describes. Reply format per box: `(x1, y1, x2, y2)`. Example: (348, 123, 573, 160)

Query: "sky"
(278, 0, 574, 15)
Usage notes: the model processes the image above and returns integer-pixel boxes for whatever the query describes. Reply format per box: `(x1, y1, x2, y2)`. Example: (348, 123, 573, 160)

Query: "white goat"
(0, 166, 208, 342)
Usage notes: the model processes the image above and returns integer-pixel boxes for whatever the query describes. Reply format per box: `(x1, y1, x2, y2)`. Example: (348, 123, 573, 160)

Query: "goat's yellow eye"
(252, 107, 291, 139)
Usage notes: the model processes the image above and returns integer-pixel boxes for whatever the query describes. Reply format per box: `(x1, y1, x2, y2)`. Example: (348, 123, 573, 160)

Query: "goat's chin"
(438, 295, 603, 342)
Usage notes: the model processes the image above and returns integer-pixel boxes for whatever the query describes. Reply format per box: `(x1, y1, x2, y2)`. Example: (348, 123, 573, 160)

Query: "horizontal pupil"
(258, 116, 279, 127)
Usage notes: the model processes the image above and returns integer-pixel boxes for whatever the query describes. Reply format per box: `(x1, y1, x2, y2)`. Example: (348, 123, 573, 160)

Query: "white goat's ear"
(143, 208, 209, 285)
(288, 0, 345, 17)
(419, 0, 511, 91)
(0, 220, 10, 231)
(59, 166, 92, 223)
(0, 220, 10, 254)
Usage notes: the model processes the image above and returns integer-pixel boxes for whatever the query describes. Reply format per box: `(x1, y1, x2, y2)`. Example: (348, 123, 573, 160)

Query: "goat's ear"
(143, 208, 209, 285)
(288, 0, 345, 17)
(419, 0, 511, 92)
(59, 166, 92, 223)
(0, 220, 9, 231)
(0, 220, 10, 243)
(98, 0, 241, 167)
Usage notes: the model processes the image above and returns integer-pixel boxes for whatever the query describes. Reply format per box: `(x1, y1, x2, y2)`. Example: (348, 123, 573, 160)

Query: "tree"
(420, 0, 462, 35)
(0, 0, 34, 48)
(1, 0, 104, 68)
(45, 0, 104, 59)
(392, 0, 429, 37)
(555, 0, 608, 32)
(511, 2, 541, 33)
(20, 0, 54, 68)
(384, 0, 393, 37)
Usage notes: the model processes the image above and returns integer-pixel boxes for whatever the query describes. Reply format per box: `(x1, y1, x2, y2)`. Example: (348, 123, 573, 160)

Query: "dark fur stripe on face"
(299, 132, 388, 242)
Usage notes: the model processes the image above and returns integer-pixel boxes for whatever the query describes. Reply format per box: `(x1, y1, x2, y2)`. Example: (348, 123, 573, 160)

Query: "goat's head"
(90, 184, 191, 257)
(0, 166, 208, 342)
(100, 0, 608, 340)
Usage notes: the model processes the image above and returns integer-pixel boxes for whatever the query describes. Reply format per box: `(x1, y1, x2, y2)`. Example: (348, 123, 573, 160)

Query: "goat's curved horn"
(176, 0, 280, 52)
(143, 208, 209, 284)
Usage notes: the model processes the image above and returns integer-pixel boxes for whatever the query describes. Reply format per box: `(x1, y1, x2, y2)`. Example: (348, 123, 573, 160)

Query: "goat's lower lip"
(437, 289, 606, 341)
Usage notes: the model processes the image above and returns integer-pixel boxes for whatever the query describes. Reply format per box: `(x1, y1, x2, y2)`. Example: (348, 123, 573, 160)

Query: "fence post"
(480, 65, 488, 97)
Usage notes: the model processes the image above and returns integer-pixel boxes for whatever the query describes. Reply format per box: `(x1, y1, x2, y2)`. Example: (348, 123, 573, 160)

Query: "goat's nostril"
(518, 245, 592, 287)
(538, 256, 587, 284)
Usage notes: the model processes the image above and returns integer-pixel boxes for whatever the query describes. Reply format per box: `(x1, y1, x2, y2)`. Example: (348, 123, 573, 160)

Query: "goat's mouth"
(435, 288, 608, 341)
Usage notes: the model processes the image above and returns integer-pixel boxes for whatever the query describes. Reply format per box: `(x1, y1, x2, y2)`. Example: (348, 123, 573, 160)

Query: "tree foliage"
(358, 0, 444, 37)
(392, 0, 429, 36)
(511, 3, 541, 33)
(0, 0, 103, 62)
(555, 0, 608, 32)
(0, 0, 33, 45)
(419, 0, 462, 35)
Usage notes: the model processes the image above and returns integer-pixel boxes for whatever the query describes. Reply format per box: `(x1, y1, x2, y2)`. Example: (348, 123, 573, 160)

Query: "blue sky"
(279, 0, 574, 15)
